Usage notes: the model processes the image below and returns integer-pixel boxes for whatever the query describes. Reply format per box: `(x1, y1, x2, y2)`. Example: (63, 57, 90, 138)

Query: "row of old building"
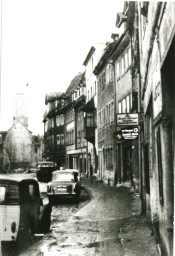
(43, 2, 174, 255)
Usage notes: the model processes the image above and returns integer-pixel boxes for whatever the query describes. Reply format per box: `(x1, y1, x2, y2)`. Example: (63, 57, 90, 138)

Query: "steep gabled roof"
(45, 92, 63, 104)
(65, 72, 85, 95)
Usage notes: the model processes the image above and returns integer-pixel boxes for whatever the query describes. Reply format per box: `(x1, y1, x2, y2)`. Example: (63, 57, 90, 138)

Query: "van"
(0, 175, 45, 244)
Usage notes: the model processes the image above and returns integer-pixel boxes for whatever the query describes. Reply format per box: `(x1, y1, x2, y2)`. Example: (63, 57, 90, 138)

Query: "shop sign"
(117, 113, 138, 126)
(116, 127, 138, 141)
(121, 127, 138, 140)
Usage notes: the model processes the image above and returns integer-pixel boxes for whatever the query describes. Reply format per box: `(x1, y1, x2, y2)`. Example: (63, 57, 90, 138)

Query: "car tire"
(49, 195, 54, 205)
(74, 194, 80, 203)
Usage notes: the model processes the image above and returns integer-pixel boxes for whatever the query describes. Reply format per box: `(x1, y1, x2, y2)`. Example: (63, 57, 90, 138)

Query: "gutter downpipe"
(136, 2, 145, 214)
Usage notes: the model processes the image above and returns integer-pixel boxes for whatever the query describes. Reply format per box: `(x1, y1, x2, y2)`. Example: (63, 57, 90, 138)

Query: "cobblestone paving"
(17, 177, 158, 256)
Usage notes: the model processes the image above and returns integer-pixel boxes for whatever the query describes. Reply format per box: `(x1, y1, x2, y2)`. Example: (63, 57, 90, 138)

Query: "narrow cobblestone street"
(19, 177, 158, 256)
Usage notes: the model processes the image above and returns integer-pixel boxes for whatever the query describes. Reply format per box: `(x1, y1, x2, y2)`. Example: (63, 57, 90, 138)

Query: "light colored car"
(47, 169, 81, 203)
(0, 175, 50, 245)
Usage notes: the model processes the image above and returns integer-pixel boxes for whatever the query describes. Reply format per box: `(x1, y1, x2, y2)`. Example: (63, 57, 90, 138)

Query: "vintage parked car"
(36, 161, 56, 182)
(0, 175, 51, 246)
(47, 169, 81, 203)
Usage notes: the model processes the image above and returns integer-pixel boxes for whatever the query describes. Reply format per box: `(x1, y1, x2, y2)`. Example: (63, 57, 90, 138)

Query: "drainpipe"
(136, 3, 145, 214)
(109, 60, 117, 186)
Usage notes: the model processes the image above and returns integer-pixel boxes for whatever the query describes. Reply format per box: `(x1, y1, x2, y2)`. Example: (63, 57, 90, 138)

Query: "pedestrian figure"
(90, 165, 93, 183)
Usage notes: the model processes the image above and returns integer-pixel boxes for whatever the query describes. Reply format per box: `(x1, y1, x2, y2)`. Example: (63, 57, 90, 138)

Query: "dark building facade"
(137, 2, 174, 255)
(64, 72, 87, 174)
(94, 42, 116, 185)
(43, 92, 66, 168)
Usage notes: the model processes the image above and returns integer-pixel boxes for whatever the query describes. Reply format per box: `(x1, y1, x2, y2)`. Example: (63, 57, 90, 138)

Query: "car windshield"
(52, 173, 74, 182)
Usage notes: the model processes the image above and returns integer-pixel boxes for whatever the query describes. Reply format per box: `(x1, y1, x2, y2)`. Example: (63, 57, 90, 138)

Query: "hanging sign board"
(121, 127, 138, 140)
(117, 113, 138, 126)
(116, 127, 138, 141)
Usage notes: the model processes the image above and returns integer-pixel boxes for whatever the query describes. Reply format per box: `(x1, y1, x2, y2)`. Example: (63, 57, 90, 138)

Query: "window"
(122, 99, 126, 113)
(116, 62, 120, 79)
(51, 118, 54, 128)
(121, 58, 124, 75)
(61, 134, 64, 145)
(111, 102, 114, 122)
(99, 112, 101, 129)
(119, 102, 122, 113)
(86, 112, 94, 127)
(130, 93, 133, 109)
(29, 184, 35, 201)
(126, 95, 130, 113)
(56, 115, 60, 126)
(60, 115, 64, 125)
(57, 135, 60, 145)
(103, 108, 105, 127)
(108, 104, 111, 124)
(45, 121, 48, 132)
(0, 187, 5, 203)
(61, 99, 64, 106)
(7, 184, 19, 204)
(125, 52, 128, 70)
(94, 81, 97, 95)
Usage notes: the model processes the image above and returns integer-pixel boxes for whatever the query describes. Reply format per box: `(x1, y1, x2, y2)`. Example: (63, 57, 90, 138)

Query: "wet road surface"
(1, 174, 158, 256)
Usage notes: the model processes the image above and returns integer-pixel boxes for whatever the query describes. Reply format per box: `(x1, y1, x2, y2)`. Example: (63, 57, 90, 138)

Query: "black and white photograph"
(0, 1, 174, 255)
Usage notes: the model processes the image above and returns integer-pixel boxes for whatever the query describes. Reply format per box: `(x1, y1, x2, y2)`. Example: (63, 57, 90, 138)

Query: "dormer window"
(61, 99, 64, 106)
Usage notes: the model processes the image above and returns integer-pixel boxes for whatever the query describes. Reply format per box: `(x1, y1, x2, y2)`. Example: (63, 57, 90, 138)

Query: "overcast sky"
(0, 0, 124, 135)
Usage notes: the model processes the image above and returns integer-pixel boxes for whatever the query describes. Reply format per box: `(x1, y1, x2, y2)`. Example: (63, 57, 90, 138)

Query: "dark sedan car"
(47, 169, 81, 203)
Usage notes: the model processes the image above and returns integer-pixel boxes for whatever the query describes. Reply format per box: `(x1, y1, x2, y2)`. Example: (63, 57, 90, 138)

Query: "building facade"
(65, 72, 87, 174)
(43, 92, 66, 168)
(83, 44, 105, 176)
(94, 42, 116, 185)
(138, 2, 174, 255)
